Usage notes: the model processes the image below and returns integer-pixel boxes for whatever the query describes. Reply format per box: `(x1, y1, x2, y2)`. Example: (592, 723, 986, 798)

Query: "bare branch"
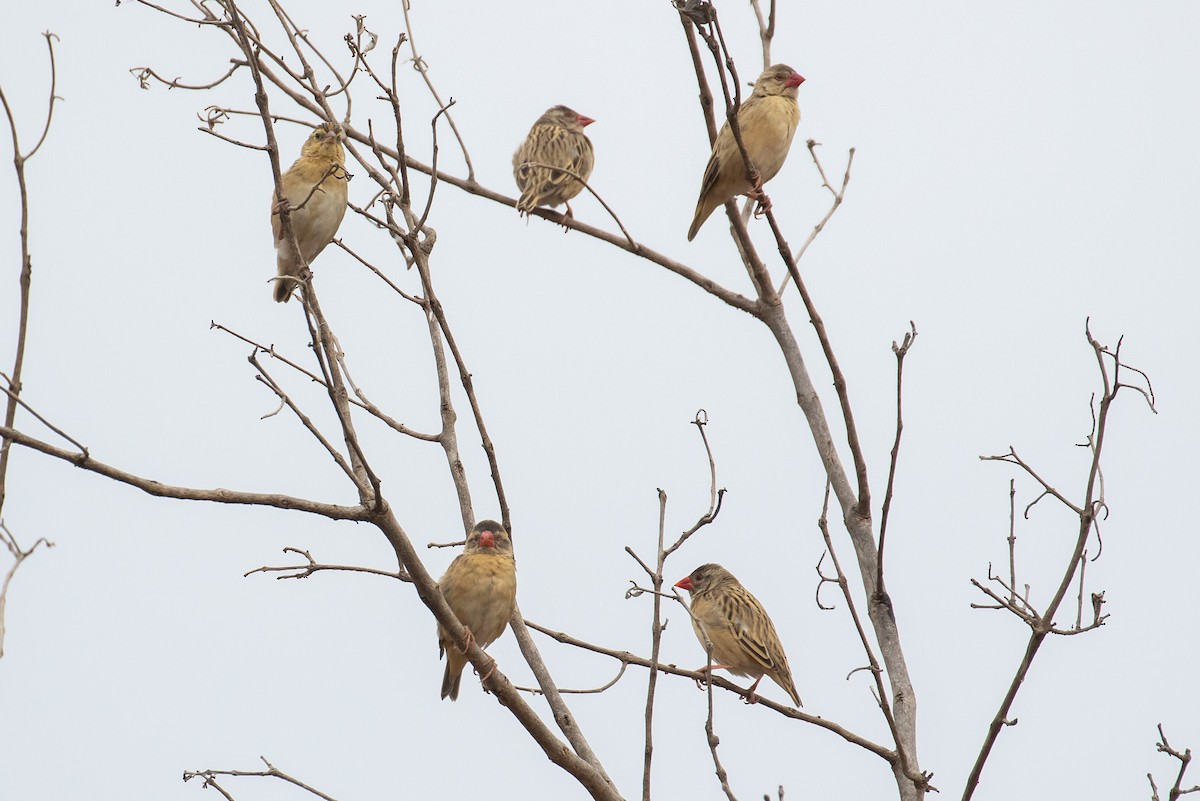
(523, 619, 896, 760)
(0, 31, 63, 516)
(876, 322, 917, 592)
(398, 0, 475, 180)
(183, 755, 339, 801)
(515, 660, 630, 696)
(0, 522, 53, 659)
(1, 424, 371, 520)
(963, 328, 1154, 799)
(776, 142, 856, 295)
(130, 61, 243, 91)
(1150, 725, 1200, 801)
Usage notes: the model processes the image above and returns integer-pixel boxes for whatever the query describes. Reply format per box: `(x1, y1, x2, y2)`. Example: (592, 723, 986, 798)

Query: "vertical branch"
(0, 32, 59, 519)
(749, 0, 776, 66)
(1074, 552, 1087, 630)
(704, 639, 739, 801)
(631, 412, 724, 799)
(1006, 479, 1017, 603)
(762, 210, 871, 520)
(408, 237, 474, 532)
(678, 15, 719, 145)
(0, 33, 61, 660)
(875, 323, 917, 593)
(641, 490, 668, 801)
(817, 483, 928, 791)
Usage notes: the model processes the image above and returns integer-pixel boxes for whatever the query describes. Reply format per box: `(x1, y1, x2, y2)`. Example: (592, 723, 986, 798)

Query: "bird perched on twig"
(687, 64, 805, 241)
(436, 519, 518, 701)
(512, 105, 595, 224)
(675, 563, 803, 707)
(270, 123, 349, 302)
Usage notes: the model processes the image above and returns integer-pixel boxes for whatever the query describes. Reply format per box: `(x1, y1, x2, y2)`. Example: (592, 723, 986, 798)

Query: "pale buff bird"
(512, 105, 595, 221)
(270, 123, 349, 302)
(436, 520, 518, 701)
(687, 64, 805, 241)
(675, 563, 803, 707)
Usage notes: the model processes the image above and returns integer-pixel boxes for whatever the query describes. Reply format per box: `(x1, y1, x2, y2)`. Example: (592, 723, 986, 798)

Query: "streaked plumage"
(436, 520, 518, 701)
(512, 105, 595, 220)
(675, 563, 802, 707)
(687, 64, 805, 241)
(270, 123, 349, 302)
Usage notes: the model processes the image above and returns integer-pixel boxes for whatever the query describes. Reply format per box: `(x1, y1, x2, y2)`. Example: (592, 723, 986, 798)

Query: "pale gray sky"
(1, 1, 1198, 800)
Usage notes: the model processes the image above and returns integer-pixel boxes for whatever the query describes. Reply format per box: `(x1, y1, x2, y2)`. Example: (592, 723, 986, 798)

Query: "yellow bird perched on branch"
(436, 520, 518, 701)
(687, 64, 805, 241)
(270, 123, 349, 302)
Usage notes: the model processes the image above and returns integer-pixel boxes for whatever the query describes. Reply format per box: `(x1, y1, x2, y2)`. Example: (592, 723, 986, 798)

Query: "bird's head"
(468, 519, 512, 554)
(541, 105, 595, 131)
(675, 563, 731, 595)
(302, 122, 346, 164)
(755, 64, 805, 98)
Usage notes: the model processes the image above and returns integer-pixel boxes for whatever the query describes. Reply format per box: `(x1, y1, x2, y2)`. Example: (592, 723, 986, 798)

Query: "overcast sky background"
(1, 1, 1197, 800)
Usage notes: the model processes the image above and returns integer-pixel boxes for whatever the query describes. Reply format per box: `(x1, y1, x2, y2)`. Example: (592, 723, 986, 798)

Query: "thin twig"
(0, 522, 53, 658)
(513, 160, 636, 248)
(875, 323, 917, 593)
(183, 755, 339, 801)
(399, 0, 475, 180)
(776, 143, 855, 294)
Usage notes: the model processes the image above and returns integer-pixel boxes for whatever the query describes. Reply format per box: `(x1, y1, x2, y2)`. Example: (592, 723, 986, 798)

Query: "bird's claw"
(558, 205, 575, 232)
(477, 656, 498, 683)
(752, 193, 773, 218)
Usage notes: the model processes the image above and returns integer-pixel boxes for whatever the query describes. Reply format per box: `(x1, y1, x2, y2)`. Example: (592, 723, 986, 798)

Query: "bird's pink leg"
(456, 627, 476, 654)
(744, 169, 773, 218)
(557, 203, 575, 232)
(743, 675, 764, 705)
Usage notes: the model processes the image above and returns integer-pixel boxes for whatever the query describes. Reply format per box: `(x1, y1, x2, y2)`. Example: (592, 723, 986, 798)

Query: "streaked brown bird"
(687, 64, 805, 241)
(436, 519, 518, 701)
(270, 123, 349, 302)
(675, 563, 803, 707)
(512, 105, 595, 222)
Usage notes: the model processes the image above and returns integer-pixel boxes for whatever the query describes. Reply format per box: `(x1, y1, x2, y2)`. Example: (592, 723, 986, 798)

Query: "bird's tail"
(780, 675, 803, 708)
(441, 652, 465, 701)
(687, 199, 717, 241)
(515, 189, 537, 216)
(273, 276, 294, 303)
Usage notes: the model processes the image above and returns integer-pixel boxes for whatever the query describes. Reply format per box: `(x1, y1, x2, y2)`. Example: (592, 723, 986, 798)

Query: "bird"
(687, 63, 805, 241)
(436, 519, 518, 701)
(270, 122, 349, 302)
(512, 105, 595, 223)
(674, 563, 803, 707)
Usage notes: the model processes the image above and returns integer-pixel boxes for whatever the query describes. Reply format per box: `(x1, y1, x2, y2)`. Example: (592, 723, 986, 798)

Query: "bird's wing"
(726, 590, 784, 673)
